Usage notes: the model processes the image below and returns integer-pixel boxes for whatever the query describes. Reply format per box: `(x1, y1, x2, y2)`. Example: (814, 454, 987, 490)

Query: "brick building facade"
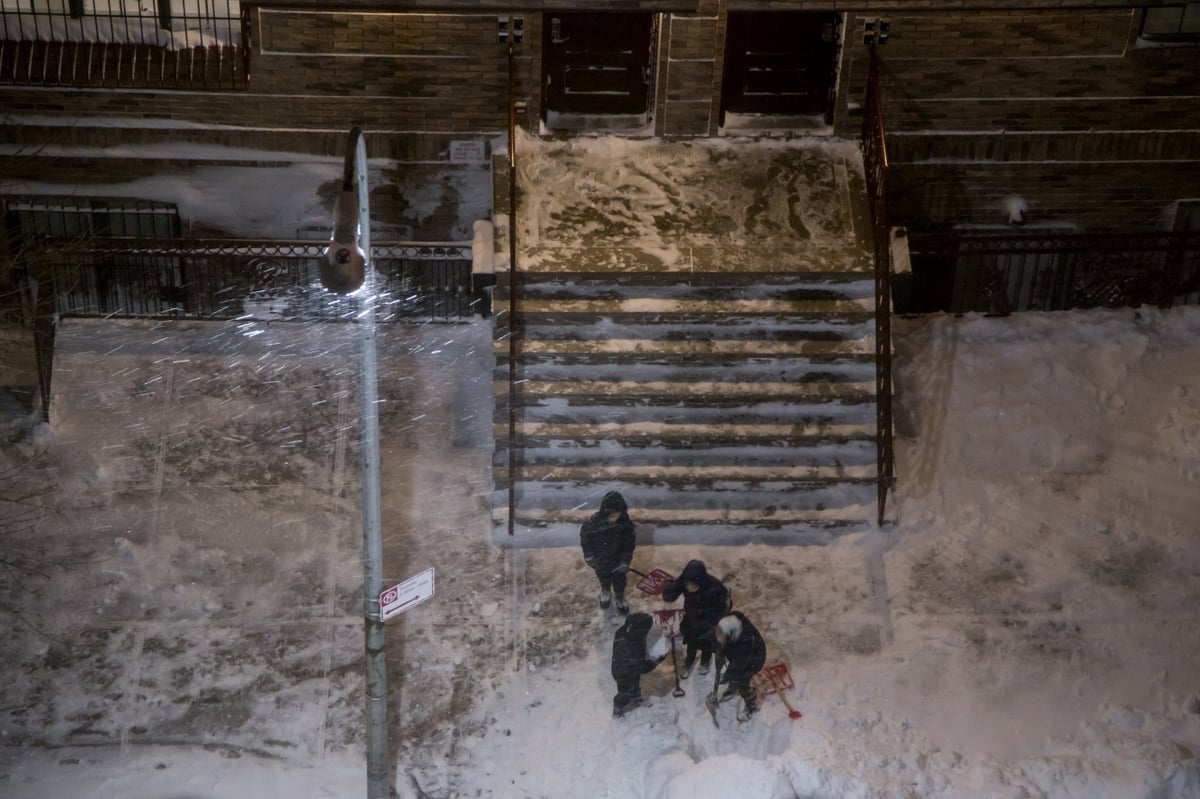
(1, 2, 1197, 239)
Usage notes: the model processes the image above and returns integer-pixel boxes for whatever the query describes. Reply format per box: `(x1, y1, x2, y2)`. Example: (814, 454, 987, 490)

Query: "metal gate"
(35, 239, 485, 322)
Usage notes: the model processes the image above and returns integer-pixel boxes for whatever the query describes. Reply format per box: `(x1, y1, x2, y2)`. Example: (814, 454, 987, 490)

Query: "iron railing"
(505, 40, 520, 537)
(861, 47, 895, 528)
(0, 1, 249, 89)
(34, 238, 484, 322)
(908, 231, 1200, 314)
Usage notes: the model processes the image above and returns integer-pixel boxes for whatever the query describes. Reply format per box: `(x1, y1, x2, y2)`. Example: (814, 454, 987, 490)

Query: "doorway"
(542, 12, 655, 128)
(721, 12, 840, 126)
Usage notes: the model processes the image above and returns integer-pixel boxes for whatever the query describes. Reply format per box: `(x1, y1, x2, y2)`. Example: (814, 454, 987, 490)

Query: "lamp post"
(323, 127, 389, 799)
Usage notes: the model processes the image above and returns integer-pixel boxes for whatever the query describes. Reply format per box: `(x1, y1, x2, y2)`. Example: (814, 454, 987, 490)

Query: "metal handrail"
(861, 47, 896, 527)
(506, 42, 519, 537)
(24, 236, 479, 322)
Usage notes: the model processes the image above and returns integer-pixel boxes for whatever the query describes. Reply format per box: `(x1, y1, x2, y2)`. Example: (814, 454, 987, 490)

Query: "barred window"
(5, 196, 181, 240)
(1140, 4, 1200, 43)
(1, 1, 247, 88)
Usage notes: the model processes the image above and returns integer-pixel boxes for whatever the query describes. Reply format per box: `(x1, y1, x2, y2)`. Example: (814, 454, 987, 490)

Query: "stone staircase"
(490, 134, 881, 546)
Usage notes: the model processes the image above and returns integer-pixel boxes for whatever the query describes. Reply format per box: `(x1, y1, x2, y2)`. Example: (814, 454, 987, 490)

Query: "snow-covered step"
(507, 397, 874, 426)
(509, 297, 875, 316)
(493, 517, 872, 547)
(499, 337, 875, 356)
(495, 271, 876, 299)
(491, 500, 878, 546)
(494, 465, 876, 486)
(496, 479, 877, 512)
(503, 421, 876, 441)
(495, 315, 875, 342)
(517, 245, 873, 274)
(497, 360, 873, 387)
(498, 434, 876, 461)
(495, 379, 874, 400)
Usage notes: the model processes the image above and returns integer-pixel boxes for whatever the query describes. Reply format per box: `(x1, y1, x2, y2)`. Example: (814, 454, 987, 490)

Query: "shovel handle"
(768, 673, 802, 720)
(668, 636, 685, 698)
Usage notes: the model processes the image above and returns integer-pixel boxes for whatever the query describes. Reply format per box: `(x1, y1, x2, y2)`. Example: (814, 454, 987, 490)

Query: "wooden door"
(543, 12, 653, 115)
(721, 12, 839, 119)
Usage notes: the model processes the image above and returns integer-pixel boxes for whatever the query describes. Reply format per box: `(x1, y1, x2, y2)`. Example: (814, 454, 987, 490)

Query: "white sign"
(449, 140, 487, 164)
(379, 567, 435, 621)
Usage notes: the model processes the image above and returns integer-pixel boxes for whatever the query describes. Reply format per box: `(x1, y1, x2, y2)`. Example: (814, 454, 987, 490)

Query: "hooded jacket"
(718, 610, 766, 681)
(611, 612, 660, 683)
(661, 559, 730, 637)
(580, 490, 636, 573)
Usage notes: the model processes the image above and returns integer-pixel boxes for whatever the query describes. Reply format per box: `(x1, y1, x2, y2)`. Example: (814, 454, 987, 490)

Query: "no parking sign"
(379, 568, 435, 622)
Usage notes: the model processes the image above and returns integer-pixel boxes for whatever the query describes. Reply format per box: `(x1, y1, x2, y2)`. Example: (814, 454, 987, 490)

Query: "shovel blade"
(704, 694, 720, 728)
(636, 568, 674, 596)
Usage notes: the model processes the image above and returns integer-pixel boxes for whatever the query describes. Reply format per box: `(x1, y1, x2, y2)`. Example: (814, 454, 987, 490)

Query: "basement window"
(5, 197, 181, 241)
(1138, 4, 1200, 45)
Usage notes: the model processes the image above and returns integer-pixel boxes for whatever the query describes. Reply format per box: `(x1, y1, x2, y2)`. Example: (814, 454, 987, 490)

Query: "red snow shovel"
(627, 567, 674, 596)
(753, 662, 802, 720)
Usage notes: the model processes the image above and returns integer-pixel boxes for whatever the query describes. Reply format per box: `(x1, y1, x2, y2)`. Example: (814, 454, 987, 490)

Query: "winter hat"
(599, 491, 627, 514)
(626, 612, 653, 635)
(679, 559, 707, 583)
(717, 614, 742, 641)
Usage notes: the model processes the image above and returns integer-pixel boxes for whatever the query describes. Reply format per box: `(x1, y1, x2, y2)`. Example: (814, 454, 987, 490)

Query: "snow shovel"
(760, 663, 802, 720)
(619, 566, 674, 596)
(652, 609, 686, 698)
(703, 656, 723, 728)
(768, 672, 802, 720)
(668, 637, 686, 698)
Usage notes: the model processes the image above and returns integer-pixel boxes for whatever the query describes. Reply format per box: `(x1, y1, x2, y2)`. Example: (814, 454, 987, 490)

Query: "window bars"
(0, 1, 248, 89)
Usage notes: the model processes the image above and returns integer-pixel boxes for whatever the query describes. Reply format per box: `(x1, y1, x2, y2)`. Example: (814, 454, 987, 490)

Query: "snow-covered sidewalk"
(2, 307, 1200, 798)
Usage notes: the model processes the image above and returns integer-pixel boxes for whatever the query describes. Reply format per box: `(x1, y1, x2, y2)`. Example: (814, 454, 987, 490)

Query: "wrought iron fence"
(0, 1, 248, 89)
(861, 47, 895, 528)
(908, 231, 1200, 314)
(36, 238, 487, 322)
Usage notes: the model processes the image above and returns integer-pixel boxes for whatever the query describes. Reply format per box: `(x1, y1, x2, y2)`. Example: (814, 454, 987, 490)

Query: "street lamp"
(323, 127, 389, 799)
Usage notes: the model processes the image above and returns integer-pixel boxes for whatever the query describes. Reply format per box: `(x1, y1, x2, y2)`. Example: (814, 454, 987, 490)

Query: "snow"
(2, 133, 1199, 798)
(0, 141, 492, 241)
(2, 306, 1198, 798)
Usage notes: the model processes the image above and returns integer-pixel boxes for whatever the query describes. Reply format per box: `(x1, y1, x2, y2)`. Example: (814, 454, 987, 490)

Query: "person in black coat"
(580, 490, 637, 613)
(611, 612, 665, 717)
(661, 559, 730, 677)
(715, 611, 767, 721)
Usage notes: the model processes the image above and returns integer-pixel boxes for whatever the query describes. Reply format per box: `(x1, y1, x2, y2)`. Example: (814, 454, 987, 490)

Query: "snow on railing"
(1, 1, 241, 50)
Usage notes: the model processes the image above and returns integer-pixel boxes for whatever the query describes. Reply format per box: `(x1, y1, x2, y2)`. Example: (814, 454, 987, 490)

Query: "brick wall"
(887, 161, 1200, 232)
(0, 9, 540, 147)
(657, 5, 721, 137)
(2, 3, 1198, 235)
(836, 9, 1200, 231)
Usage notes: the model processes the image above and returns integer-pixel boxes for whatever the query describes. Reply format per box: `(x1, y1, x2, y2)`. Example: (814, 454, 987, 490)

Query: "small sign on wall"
(449, 140, 487, 164)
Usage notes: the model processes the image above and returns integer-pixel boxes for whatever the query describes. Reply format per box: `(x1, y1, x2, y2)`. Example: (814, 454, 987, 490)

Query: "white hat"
(718, 615, 742, 641)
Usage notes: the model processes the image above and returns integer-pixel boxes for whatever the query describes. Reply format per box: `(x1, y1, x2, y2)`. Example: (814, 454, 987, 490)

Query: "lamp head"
(321, 186, 366, 294)
(321, 242, 365, 294)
